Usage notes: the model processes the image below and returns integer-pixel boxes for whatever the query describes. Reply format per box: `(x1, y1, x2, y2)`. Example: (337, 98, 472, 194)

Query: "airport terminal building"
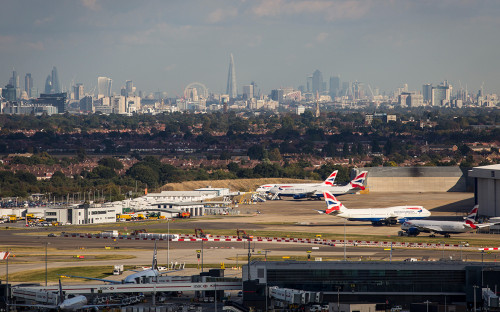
(243, 261, 500, 308)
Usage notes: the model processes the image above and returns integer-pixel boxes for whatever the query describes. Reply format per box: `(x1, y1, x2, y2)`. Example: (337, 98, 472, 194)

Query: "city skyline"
(1, 0, 500, 96)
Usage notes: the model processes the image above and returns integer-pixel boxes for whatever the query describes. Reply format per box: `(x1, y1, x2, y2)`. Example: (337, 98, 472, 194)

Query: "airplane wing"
(475, 222, 499, 228)
(65, 275, 122, 284)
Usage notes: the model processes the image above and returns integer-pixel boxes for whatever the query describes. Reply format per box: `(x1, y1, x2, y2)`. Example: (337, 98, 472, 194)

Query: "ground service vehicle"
(237, 229, 253, 239)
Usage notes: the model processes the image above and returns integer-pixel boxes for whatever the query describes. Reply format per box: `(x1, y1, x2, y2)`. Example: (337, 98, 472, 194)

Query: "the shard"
(226, 53, 237, 99)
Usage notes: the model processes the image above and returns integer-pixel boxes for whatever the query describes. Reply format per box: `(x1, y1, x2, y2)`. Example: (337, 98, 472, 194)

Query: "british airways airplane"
(318, 191, 431, 226)
(264, 171, 367, 200)
(400, 205, 498, 237)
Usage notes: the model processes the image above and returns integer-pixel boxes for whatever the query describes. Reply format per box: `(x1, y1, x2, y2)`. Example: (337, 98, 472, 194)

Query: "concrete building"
(359, 167, 468, 192)
(468, 164, 500, 217)
(431, 82, 452, 106)
(243, 261, 500, 308)
(44, 204, 119, 225)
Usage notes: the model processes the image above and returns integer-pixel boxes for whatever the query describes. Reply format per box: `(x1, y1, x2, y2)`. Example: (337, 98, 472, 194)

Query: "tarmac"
(2, 191, 499, 284)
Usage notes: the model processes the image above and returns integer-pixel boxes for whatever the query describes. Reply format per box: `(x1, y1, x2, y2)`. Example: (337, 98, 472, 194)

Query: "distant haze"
(1, 0, 499, 96)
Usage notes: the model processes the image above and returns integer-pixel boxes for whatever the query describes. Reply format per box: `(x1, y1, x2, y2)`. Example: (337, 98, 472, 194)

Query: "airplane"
(318, 191, 431, 226)
(268, 171, 367, 200)
(400, 205, 497, 237)
(13, 279, 122, 311)
(255, 170, 338, 194)
(68, 241, 184, 284)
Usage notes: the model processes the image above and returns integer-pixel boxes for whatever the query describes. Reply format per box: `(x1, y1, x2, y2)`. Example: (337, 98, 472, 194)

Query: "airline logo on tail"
(323, 170, 338, 186)
(323, 191, 342, 214)
(350, 171, 367, 190)
(466, 205, 478, 220)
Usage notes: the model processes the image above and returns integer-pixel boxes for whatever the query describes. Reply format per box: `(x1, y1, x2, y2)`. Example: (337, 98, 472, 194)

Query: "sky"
(1, 0, 500, 97)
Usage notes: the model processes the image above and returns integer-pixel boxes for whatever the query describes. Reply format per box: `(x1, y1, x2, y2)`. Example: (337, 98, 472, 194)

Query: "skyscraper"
(312, 70, 323, 95)
(73, 83, 84, 100)
(242, 85, 254, 100)
(422, 83, 432, 103)
(44, 75, 52, 94)
(226, 54, 237, 99)
(431, 82, 452, 106)
(24, 73, 33, 98)
(51, 66, 60, 93)
(97, 77, 112, 98)
(329, 75, 340, 98)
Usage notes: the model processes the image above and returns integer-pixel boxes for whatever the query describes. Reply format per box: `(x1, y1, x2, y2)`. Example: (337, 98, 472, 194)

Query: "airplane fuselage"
(401, 220, 472, 235)
(336, 206, 430, 223)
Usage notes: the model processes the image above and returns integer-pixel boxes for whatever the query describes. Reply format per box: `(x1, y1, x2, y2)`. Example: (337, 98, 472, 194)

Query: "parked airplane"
(400, 205, 497, 237)
(319, 191, 431, 225)
(13, 279, 122, 311)
(68, 241, 184, 284)
(255, 170, 338, 194)
(268, 171, 367, 200)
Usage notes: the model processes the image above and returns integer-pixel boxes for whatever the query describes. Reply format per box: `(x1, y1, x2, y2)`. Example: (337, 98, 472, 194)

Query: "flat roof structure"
(469, 164, 500, 217)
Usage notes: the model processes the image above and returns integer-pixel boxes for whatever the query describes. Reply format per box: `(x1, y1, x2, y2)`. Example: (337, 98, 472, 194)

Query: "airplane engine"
(407, 227, 420, 236)
(293, 194, 307, 199)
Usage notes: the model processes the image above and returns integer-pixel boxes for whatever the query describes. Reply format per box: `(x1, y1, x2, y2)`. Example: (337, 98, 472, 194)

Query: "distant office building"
(73, 83, 84, 101)
(306, 75, 313, 93)
(251, 81, 258, 98)
(35, 93, 67, 113)
(431, 82, 452, 106)
(51, 67, 60, 93)
(399, 92, 423, 107)
(242, 85, 254, 100)
(111, 95, 126, 114)
(43, 66, 61, 94)
(423, 83, 432, 103)
(97, 77, 112, 98)
(226, 54, 237, 99)
(123, 80, 136, 96)
(24, 73, 33, 98)
(2, 84, 17, 102)
(342, 81, 350, 97)
(270, 89, 284, 103)
(329, 75, 340, 98)
(312, 69, 323, 95)
(10, 70, 19, 89)
(79, 96, 93, 112)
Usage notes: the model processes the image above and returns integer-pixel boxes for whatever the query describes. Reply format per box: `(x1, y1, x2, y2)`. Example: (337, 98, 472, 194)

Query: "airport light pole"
(473, 285, 479, 312)
(424, 300, 431, 312)
(343, 219, 347, 261)
(336, 286, 341, 312)
(45, 241, 49, 286)
(167, 218, 170, 269)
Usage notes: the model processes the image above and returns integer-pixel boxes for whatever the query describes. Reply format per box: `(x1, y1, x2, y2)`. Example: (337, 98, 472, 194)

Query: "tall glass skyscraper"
(312, 69, 323, 95)
(97, 77, 112, 98)
(226, 54, 237, 99)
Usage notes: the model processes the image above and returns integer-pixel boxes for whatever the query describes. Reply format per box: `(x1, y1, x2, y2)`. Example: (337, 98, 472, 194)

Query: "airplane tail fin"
(466, 205, 478, 221)
(349, 171, 367, 190)
(322, 170, 338, 186)
(322, 191, 345, 214)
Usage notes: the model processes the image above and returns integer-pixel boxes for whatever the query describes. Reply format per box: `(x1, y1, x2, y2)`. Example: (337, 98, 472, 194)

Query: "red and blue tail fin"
(323, 191, 342, 214)
(466, 205, 478, 220)
(349, 171, 367, 190)
(323, 170, 338, 186)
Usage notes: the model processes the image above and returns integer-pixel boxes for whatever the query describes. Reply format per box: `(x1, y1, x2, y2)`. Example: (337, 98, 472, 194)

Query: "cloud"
(120, 23, 195, 46)
(251, 0, 372, 21)
(305, 32, 329, 48)
(81, 0, 101, 11)
(34, 17, 54, 26)
(25, 41, 45, 51)
(206, 7, 238, 23)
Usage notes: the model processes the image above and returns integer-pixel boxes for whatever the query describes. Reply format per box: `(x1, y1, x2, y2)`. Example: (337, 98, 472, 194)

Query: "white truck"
(113, 264, 124, 275)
